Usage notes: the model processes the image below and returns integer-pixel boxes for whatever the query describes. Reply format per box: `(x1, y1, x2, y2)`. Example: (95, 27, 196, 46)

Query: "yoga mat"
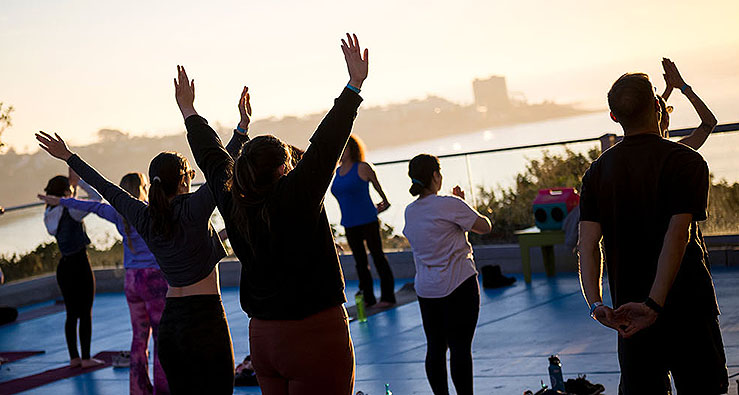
(0, 351, 117, 395)
(0, 351, 44, 364)
(1, 300, 66, 327)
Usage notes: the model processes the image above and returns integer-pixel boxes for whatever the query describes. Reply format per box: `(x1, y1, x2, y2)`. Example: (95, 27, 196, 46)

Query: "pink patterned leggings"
(125, 268, 170, 395)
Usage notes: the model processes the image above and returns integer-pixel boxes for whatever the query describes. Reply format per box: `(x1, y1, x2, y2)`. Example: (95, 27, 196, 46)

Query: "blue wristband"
(346, 83, 361, 94)
(236, 125, 248, 135)
(679, 83, 690, 93)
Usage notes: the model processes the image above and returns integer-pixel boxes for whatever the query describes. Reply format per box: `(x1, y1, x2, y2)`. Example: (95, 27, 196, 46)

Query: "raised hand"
(174, 65, 198, 119)
(341, 33, 369, 89)
(614, 302, 659, 338)
(662, 58, 686, 90)
(36, 131, 74, 161)
(37, 194, 62, 206)
(238, 86, 252, 131)
(452, 185, 465, 200)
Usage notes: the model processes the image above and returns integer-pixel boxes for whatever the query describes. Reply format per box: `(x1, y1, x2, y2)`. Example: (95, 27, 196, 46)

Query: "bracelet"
(679, 83, 691, 94)
(644, 297, 663, 314)
(346, 83, 361, 94)
(589, 301, 604, 318)
(236, 125, 248, 135)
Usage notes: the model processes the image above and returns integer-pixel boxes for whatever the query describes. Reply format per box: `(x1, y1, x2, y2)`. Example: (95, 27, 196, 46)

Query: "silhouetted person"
(578, 72, 728, 394)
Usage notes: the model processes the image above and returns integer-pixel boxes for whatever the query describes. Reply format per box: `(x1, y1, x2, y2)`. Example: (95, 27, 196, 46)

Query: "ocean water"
(2, 112, 738, 257)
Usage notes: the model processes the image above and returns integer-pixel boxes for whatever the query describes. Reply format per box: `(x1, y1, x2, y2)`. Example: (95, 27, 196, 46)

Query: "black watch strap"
(644, 297, 663, 314)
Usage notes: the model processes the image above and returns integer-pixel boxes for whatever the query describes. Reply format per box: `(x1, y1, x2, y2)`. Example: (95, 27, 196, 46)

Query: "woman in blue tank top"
(330, 135, 395, 307)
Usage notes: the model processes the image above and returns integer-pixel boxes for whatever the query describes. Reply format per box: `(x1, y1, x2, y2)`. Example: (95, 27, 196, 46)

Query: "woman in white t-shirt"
(402, 154, 491, 395)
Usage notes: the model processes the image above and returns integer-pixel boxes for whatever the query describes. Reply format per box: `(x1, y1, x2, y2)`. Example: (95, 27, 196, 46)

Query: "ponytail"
(147, 152, 190, 238)
(228, 135, 290, 250)
(408, 154, 440, 196)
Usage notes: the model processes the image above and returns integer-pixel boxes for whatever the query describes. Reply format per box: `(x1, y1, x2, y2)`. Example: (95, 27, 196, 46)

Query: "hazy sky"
(2, 0, 738, 152)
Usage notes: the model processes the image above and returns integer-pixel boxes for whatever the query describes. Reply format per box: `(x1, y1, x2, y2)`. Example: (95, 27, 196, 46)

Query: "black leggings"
(157, 295, 235, 394)
(417, 275, 480, 395)
(56, 248, 95, 360)
(345, 220, 395, 305)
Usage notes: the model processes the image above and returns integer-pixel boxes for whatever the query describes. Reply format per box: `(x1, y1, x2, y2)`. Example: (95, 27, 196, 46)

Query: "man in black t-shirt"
(578, 72, 728, 394)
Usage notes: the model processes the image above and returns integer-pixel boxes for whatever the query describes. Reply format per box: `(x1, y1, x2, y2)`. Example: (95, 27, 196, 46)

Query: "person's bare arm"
(578, 221, 624, 333)
(452, 186, 491, 234)
(661, 73, 673, 101)
(358, 162, 390, 212)
(662, 58, 717, 150)
(615, 213, 692, 338)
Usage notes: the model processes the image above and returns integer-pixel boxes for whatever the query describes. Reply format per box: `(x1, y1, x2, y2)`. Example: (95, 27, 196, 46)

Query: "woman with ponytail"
(402, 154, 491, 395)
(36, 95, 250, 394)
(179, 33, 368, 394)
(39, 172, 169, 395)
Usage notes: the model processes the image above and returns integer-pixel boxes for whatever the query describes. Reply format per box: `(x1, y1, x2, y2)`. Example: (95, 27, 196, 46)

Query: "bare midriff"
(166, 267, 221, 298)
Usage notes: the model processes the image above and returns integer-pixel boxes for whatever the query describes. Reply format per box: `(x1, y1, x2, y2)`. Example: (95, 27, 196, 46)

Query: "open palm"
(36, 131, 73, 161)
(341, 33, 369, 89)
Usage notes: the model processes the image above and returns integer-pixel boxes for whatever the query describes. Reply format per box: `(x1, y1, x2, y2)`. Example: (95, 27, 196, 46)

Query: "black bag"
(481, 265, 516, 289)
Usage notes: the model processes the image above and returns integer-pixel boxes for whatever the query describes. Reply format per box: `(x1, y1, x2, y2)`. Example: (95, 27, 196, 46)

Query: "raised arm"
(284, 33, 367, 211)
(35, 131, 149, 232)
(662, 58, 717, 150)
(224, 86, 251, 158)
(177, 66, 239, 212)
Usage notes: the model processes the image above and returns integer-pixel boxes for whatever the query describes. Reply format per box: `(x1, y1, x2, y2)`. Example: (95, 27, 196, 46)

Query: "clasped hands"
(592, 302, 659, 339)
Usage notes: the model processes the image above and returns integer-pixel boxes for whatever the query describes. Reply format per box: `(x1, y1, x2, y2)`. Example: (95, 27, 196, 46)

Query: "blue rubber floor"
(2, 269, 738, 394)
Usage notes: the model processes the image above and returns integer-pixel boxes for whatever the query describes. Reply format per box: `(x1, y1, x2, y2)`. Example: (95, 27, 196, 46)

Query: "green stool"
(515, 227, 565, 283)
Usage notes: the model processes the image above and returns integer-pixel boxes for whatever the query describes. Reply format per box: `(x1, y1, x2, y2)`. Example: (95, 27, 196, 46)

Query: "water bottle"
(385, 383, 392, 395)
(548, 355, 565, 391)
(355, 291, 367, 323)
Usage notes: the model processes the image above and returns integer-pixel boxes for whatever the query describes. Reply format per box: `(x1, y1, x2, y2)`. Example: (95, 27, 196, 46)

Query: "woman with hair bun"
(41, 171, 103, 369)
(39, 172, 170, 394)
(331, 134, 395, 308)
(402, 154, 491, 395)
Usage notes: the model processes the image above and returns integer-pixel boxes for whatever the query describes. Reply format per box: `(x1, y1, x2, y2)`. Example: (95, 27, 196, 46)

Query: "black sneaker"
(564, 375, 605, 395)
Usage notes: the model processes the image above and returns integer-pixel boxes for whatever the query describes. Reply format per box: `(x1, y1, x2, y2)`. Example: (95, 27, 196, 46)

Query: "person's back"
(581, 135, 717, 315)
(578, 71, 728, 394)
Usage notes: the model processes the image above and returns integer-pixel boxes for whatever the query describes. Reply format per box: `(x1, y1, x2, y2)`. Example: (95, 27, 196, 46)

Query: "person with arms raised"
(177, 33, 368, 394)
(35, 93, 250, 394)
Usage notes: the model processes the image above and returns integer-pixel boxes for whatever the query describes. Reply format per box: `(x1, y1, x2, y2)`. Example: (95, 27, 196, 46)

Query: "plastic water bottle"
(384, 383, 392, 395)
(355, 291, 367, 323)
(548, 355, 565, 391)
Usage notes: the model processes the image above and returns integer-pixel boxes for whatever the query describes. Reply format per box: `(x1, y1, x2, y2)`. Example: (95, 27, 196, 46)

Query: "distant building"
(473, 75, 511, 113)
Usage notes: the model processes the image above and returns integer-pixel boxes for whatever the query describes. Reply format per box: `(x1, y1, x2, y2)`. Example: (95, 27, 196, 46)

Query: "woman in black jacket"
(176, 33, 368, 394)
